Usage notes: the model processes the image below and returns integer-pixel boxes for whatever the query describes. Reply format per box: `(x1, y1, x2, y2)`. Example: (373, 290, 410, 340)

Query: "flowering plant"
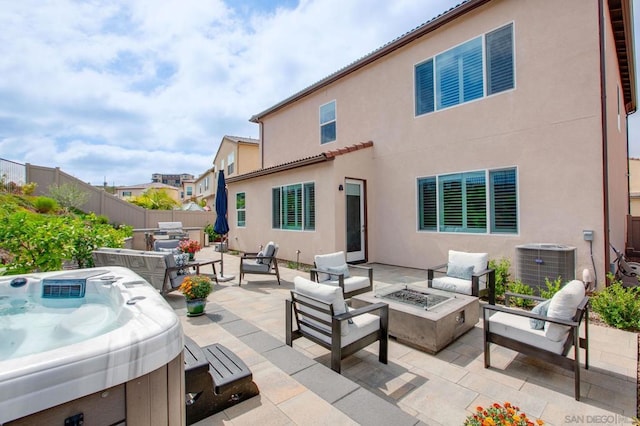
(178, 275, 212, 300)
(179, 239, 201, 254)
(464, 402, 543, 426)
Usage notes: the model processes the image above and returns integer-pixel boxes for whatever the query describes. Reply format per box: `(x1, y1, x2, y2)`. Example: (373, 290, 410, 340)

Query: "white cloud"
(3, 0, 639, 184)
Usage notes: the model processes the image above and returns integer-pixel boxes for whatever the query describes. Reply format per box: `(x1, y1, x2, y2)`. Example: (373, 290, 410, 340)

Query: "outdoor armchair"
(427, 250, 495, 304)
(286, 276, 388, 373)
(239, 241, 281, 286)
(483, 279, 589, 400)
(310, 251, 373, 299)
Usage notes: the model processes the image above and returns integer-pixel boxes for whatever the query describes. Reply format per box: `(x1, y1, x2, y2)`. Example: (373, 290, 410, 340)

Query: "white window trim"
(413, 21, 516, 118)
(236, 192, 246, 228)
(272, 181, 316, 232)
(415, 166, 519, 236)
(319, 100, 337, 145)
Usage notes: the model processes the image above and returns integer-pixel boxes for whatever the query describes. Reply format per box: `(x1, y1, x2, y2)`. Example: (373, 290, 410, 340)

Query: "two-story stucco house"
(213, 135, 260, 180)
(226, 0, 636, 289)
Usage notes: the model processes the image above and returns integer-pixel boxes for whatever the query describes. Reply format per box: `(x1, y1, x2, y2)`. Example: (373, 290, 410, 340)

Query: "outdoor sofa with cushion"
(483, 279, 589, 400)
(428, 250, 496, 303)
(310, 251, 373, 299)
(92, 247, 205, 293)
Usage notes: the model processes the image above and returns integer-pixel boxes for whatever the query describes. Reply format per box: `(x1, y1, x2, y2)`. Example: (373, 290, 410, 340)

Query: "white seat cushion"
(294, 276, 348, 336)
(431, 276, 473, 295)
(324, 276, 370, 294)
(433, 251, 489, 295)
(488, 311, 566, 354)
(315, 252, 348, 282)
(449, 250, 488, 285)
(342, 308, 380, 347)
(545, 280, 585, 342)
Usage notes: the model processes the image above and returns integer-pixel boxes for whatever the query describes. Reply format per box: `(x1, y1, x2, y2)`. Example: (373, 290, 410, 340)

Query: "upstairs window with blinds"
(417, 168, 517, 234)
(320, 101, 336, 144)
(415, 23, 514, 116)
(236, 192, 246, 227)
(272, 182, 315, 231)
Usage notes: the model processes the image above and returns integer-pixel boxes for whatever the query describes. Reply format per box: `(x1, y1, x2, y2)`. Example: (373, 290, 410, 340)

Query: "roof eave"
(226, 155, 331, 183)
(621, 0, 637, 113)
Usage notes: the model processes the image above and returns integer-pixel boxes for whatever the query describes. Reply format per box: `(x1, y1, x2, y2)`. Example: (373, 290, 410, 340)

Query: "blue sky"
(1, 0, 639, 186)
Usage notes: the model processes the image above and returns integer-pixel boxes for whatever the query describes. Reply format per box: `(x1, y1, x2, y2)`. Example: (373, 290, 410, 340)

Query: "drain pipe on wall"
(598, 0, 611, 286)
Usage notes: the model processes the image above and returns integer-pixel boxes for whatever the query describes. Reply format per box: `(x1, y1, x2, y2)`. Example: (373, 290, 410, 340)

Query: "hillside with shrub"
(0, 191, 131, 274)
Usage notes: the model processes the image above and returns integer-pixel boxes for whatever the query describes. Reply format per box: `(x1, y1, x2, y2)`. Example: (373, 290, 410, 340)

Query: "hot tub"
(0, 267, 184, 424)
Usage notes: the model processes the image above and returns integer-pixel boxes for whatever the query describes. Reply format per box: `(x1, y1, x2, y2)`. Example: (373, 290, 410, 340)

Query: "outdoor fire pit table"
(350, 285, 479, 353)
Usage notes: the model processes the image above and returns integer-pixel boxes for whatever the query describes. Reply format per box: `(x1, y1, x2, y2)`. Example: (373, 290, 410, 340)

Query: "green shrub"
(591, 275, 640, 330)
(541, 276, 563, 299)
(506, 280, 535, 308)
(47, 183, 89, 213)
(22, 182, 37, 195)
(94, 214, 110, 224)
(204, 223, 220, 241)
(489, 257, 511, 298)
(33, 196, 59, 213)
(129, 188, 179, 210)
(0, 211, 128, 273)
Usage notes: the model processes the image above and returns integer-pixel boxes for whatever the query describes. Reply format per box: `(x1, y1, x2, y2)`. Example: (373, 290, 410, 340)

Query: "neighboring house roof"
(250, 0, 636, 121)
(226, 141, 374, 183)
(225, 135, 259, 145)
(194, 168, 215, 182)
(118, 182, 177, 191)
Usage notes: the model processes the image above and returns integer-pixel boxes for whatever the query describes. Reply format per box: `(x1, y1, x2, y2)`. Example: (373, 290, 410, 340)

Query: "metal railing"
(0, 158, 26, 193)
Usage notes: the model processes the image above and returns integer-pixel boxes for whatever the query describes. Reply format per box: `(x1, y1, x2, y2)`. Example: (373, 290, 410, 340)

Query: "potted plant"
(179, 275, 213, 317)
(179, 239, 201, 261)
(464, 402, 543, 425)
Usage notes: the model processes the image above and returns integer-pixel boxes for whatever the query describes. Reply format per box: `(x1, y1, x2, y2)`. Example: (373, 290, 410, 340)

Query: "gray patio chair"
(286, 276, 388, 373)
(483, 279, 589, 400)
(239, 241, 281, 286)
(153, 239, 181, 252)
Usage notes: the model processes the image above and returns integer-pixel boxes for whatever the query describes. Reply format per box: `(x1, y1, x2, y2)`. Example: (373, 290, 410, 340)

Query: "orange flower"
(464, 402, 543, 426)
(179, 275, 212, 300)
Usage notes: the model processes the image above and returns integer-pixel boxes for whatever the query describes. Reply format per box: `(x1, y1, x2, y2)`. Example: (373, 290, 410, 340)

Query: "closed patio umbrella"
(214, 171, 233, 281)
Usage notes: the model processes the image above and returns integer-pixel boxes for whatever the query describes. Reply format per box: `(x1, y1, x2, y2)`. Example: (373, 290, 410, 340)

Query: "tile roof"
(226, 141, 374, 183)
(117, 182, 178, 190)
(225, 135, 260, 145)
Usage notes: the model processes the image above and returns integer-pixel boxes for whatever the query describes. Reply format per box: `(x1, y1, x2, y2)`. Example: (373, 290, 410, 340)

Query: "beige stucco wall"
(193, 171, 214, 208)
(237, 143, 260, 174)
(229, 148, 375, 265)
(630, 158, 640, 215)
(236, 0, 629, 287)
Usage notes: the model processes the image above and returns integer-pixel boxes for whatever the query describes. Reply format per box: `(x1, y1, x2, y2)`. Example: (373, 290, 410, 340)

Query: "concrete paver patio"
(168, 247, 638, 425)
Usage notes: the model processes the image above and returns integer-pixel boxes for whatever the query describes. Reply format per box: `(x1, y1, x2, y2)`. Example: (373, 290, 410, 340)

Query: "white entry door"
(345, 179, 366, 262)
